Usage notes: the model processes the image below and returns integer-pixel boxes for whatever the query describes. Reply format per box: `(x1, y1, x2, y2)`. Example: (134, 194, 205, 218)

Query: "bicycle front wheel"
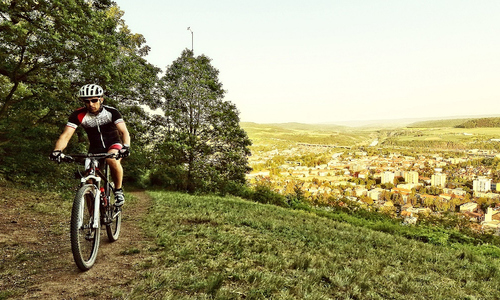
(105, 191, 121, 242)
(70, 184, 101, 271)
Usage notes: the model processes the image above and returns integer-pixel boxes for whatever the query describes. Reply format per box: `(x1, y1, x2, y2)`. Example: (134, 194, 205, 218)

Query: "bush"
(251, 185, 288, 207)
(221, 181, 254, 199)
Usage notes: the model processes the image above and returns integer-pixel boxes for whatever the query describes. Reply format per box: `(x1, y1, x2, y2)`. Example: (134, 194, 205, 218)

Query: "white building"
(404, 171, 419, 184)
(368, 188, 384, 201)
(381, 171, 395, 184)
(431, 173, 446, 188)
(460, 202, 477, 212)
(473, 176, 492, 193)
(354, 187, 368, 197)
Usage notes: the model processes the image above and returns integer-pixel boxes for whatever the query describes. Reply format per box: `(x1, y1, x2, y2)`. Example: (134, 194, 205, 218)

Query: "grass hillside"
(407, 118, 473, 128)
(240, 122, 350, 132)
(240, 122, 373, 149)
(130, 191, 500, 299)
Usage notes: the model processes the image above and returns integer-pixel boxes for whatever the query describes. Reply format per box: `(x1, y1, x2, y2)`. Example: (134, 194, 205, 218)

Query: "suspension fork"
(92, 184, 100, 229)
(81, 174, 101, 229)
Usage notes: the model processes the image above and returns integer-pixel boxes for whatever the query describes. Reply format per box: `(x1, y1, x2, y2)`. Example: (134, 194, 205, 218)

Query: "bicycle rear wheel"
(70, 184, 100, 271)
(105, 191, 122, 242)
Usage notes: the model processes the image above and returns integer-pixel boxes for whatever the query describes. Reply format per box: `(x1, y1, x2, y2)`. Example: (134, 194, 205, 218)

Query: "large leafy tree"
(156, 49, 251, 193)
(0, 0, 161, 187)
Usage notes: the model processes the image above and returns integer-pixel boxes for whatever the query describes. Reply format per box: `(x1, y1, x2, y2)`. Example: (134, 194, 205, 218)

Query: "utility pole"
(187, 27, 193, 52)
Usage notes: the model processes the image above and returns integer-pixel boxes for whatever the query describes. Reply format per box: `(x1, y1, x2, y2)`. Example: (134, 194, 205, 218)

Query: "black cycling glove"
(50, 150, 63, 163)
(119, 145, 130, 158)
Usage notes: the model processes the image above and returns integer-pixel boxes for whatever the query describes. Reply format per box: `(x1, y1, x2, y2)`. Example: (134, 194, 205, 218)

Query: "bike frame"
(63, 152, 121, 271)
(72, 153, 116, 229)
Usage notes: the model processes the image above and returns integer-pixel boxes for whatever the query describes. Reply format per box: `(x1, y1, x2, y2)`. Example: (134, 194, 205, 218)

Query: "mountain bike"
(61, 153, 122, 271)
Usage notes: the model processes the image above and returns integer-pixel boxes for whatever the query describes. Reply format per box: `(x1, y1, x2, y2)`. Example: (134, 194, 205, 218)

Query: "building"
(473, 176, 491, 193)
(482, 207, 500, 232)
(460, 202, 478, 213)
(391, 187, 410, 202)
(381, 171, 395, 184)
(485, 207, 495, 222)
(368, 188, 384, 201)
(397, 183, 421, 190)
(431, 173, 446, 188)
(404, 171, 419, 184)
(354, 187, 368, 197)
(444, 188, 467, 197)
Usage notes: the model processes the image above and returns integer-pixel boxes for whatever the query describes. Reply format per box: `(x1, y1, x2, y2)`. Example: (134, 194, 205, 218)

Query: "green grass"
(132, 191, 500, 299)
(240, 122, 373, 149)
(240, 121, 500, 152)
(407, 119, 473, 128)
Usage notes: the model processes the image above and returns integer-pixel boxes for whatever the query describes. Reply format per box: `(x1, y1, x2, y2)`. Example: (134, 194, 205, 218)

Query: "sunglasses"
(82, 98, 100, 104)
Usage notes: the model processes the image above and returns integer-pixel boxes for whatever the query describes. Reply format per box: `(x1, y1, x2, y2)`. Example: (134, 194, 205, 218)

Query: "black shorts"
(89, 143, 123, 154)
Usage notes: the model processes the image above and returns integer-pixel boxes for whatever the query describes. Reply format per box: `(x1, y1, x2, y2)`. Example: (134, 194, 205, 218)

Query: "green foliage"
(236, 183, 500, 254)
(0, 1, 160, 189)
(407, 118, 473, 128)
(457, 117, 500, 128)
(154, 50, 252, 193)
(251, 185, 288, 207)
(241, 122, 370, 148)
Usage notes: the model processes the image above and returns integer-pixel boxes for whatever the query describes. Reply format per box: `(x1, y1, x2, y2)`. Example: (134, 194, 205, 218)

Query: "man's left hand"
(119, 145, 130, 158)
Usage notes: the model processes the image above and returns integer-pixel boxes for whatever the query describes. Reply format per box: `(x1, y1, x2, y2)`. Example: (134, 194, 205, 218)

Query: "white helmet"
(78, 84, 104, 98)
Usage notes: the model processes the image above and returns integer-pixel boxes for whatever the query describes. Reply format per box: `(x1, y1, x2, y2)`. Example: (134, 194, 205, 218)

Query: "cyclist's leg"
(106, 143, 123, 189)
(106, 144, 125, 206)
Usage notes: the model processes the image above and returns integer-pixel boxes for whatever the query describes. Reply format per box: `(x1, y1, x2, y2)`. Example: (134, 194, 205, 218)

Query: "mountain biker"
(50, 84, 130, 207)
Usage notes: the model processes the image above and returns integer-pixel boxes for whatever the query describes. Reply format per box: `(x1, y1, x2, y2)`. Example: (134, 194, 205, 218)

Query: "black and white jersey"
(66, 105, 124, 151)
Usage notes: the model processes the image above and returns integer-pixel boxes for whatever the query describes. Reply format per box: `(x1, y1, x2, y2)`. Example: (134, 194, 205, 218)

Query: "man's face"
(82, 97, 102, 114)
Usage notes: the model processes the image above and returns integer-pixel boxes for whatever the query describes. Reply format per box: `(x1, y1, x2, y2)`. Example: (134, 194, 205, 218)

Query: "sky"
(115, 0, 500, 124)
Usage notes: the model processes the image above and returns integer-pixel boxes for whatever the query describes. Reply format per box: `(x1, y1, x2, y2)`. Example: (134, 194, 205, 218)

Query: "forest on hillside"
(456, 118, 500, 129)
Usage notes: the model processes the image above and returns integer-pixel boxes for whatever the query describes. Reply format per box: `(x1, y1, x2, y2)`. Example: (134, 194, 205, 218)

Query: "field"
(131, 191, 500, 299)
(5, 186, 500, 299)
(241, 121, 500, 151)
(240, 122, 376, 150)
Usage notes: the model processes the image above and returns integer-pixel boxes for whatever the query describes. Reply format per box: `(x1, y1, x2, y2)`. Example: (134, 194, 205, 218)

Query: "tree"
(0, 0, 115, 117)
(155, 49, 251, 193)
(0, 1, 161, 187)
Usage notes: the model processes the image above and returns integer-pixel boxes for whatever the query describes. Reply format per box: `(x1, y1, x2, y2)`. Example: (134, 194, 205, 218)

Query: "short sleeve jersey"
(67, 105, 124, 152)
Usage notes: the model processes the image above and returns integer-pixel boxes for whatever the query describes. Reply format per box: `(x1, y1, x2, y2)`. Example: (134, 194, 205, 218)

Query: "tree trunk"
(0, 81, 20, 120)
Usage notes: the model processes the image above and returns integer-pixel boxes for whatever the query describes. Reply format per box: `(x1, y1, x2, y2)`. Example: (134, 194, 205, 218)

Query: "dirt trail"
(0, 189, 154, 299)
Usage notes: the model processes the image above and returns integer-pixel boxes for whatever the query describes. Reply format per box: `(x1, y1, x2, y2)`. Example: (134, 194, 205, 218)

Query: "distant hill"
(407, 118, 473, 128)
(240, 122, 349, 132)
(455, 117, 500, 128)
(240, 122, 372, 147)
(242, 115, 500, 130)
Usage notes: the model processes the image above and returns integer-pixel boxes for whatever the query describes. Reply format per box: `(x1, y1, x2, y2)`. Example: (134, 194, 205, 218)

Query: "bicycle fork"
(92, 186, 100, 229)
(80, 175, 102, 229)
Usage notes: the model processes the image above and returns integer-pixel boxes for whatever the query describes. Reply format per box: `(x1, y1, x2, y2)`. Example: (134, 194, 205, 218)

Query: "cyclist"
(50, 84, 130, 206)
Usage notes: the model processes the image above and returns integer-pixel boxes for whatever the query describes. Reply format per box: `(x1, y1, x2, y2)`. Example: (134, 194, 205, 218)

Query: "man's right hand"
(50, 150, 63, 163)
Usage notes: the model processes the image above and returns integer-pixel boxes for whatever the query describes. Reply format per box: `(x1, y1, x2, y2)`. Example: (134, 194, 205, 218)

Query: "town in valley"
(243, 122, 500, 234)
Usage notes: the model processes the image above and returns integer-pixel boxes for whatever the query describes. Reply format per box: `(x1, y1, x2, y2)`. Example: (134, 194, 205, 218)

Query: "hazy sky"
(116, 0, 500, 124)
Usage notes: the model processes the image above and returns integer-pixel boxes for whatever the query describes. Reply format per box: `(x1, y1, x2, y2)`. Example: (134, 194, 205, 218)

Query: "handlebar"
(62, 153, 119, 163)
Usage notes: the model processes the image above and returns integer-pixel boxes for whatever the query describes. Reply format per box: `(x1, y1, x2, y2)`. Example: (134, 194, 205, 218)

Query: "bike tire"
(105, 192, 122, 242)
(70, 184, 100, 271)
